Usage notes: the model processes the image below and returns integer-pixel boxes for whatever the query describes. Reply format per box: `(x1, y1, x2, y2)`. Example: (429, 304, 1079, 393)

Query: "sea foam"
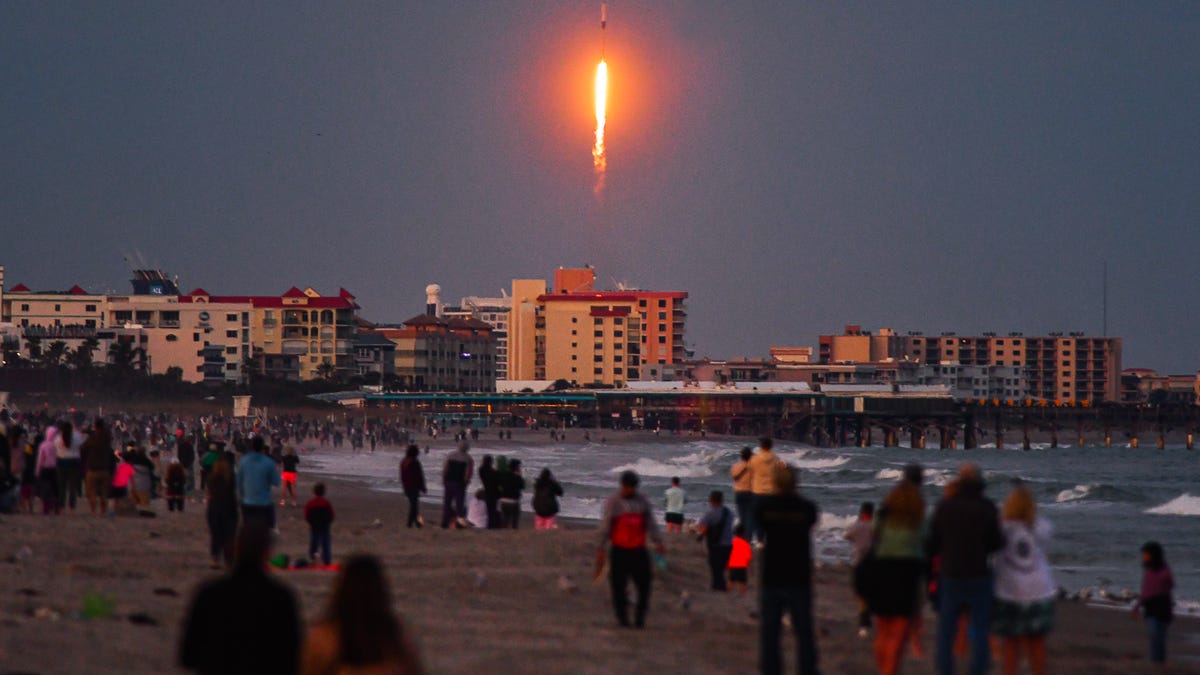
(1145, 493, 1200, 516)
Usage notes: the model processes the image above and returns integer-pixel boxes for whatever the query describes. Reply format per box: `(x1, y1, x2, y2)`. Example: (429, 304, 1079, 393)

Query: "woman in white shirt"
(991, 482, 1056, 675)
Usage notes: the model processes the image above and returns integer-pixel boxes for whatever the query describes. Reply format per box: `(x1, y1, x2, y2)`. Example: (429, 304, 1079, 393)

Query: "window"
(614, 367, 623, 374)
(593, 330, 603, 338)
(571, 329, 577, 336)
(54, 304, 61, 312)
(85, 304, 96, 312)
(571, 317, 578, 323)
(571, 355, 577, 361)
(614, 317, 623, 325)
(226, 313, 237, 322)
(594, 355, 603, 362)
(658, 336, 666, 344)
(594, 317, 603, 325)
(614, 343, 623, 350)
(571, 342, 577, 348)
(658, 300, 666, 307)
(593, 367, 603, 375)
(594, 342, 603, 350)
(658, 324, 666, 332)
(166, 334, 178, 342)
(226, 330, 237, 338)
(614, 330, 623, 338)
(20, 304, 29, 311)
(614, 355, 623, 362)
(226, 347, 238, 355)
(193, 333, 200, 342)
(639, 300, 647, 307)
(658, 311, 667, 320)
(571, 367, 577, 373)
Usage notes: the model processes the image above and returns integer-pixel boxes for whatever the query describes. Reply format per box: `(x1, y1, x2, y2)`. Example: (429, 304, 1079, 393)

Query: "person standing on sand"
(843, 501, 874, 638)
(926, 463, 1004, 675)
(36, 426, 61, 514)
(304, 482, 335, 567)
(238, 436, 281, 532)
(870, 477, 926, 675)
(440, 442, 473, 529)
(747, 437, 784, 544)
(756, 464, 820, 675)
(80, 419, 114, 516)
(532, 467, 564, 530)
(180, 524, 302, 675)
(664, 476, 686, 533)
(992, 481, 1056, 675)
(730, 446, 754, 530)
(479, 454, 501, 529)
(1133, 541, 1174, 665)
(206, 458, 239, 568)
(54, 421, 83, 513)
(695, 490, 734, 592)
(300, 554, 424, 675)
(400, 444, 427, 529)
(596, 470, 666, 628)
(499, 458, 526, 529)
(280, 446, 300, 507)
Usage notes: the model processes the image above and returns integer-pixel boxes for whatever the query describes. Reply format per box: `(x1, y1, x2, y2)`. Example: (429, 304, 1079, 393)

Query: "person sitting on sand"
(180, 523, 302, 675)
(300, 554, 423, 675)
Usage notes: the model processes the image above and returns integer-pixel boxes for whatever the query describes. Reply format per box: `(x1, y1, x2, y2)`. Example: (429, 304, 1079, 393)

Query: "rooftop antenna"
(1102, 260, 1108, 337)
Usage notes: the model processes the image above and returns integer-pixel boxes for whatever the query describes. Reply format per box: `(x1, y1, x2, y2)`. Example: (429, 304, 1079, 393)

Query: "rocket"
(601, 2, 606, 30)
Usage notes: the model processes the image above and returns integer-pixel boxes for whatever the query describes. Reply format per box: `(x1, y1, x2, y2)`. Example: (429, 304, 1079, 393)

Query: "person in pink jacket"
(36, 427, 61, 514)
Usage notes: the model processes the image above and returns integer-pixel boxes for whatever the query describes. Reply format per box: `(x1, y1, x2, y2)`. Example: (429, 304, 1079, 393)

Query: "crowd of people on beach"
(0, 408, 1182, 674)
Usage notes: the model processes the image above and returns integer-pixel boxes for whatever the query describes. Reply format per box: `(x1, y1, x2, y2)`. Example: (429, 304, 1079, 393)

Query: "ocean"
(305, 435, 1199, 612)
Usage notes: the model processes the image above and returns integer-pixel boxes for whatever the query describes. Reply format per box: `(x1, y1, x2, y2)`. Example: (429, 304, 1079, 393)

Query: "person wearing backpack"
(696, 490, 735, 591)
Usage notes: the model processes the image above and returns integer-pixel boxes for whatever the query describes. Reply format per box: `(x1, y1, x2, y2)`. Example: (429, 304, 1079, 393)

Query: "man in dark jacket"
(926, 463, 1005, 675)
(440, 442, 474, 528)
(179, 524, 301, 675)
(80, 419, 115, 516)
(756, 464, 820, 675)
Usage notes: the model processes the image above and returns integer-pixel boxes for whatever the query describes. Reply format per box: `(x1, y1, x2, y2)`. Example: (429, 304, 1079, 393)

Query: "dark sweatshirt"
(926, 479, 1004, 580)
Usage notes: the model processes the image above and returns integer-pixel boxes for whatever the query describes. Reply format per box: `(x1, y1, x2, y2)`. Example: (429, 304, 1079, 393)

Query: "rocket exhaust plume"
(592, 59, 608, 195)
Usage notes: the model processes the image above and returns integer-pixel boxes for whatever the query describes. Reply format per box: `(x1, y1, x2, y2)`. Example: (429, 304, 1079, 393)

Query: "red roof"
(188, 288, 210, 297)
(282, 287, 308, 298)
(67, 284, 89, 295)
(339, 288, 356, 299)
(8, 283, 30, 292)
(403, 314, 446, 327)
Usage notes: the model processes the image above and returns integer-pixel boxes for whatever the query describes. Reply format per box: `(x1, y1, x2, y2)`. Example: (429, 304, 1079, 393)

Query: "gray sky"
(3, 3, 1198, 372)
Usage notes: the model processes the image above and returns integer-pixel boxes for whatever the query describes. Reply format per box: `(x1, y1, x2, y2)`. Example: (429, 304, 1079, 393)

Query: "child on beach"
(1133, 541, 1174, 664)
(280, 446, 300, 507)
(111, 451, 134, 514)
(165, 459, 186, 512)
(305, 482, 335, 567)
(727, 524, 752, 594)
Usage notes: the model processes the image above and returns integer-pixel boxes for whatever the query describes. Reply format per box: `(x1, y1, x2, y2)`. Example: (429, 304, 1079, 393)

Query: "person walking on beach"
(595, 470, 666, 628)
(844, 501, 875, 638)
(696, 490, 734, 591)
(180, 524, 302, 675)
(206, 458, 239, 568)
(400, 444, 427, 529)
(440, 442, 473, 529)
(300, 554, 424, 675)
(80, 418, 114, 516)
(479, 454, 501, 529)
(870, 477, 926, 675)
(1133, 541, 1174, 665)
(280, 446, 300, 507)
(532, 467, 564, 530)
(756, 464, 820, 675)
(238, 436, 281, 532)
(992, 481, 1056, 675)
(926, 463, 1004, 675)
(165, 459, 186, 512)
(305, 482, 335, 567)
(730, 446, 754, 530)
(748, 437, 784, 544)
(664, 476, 686, 533)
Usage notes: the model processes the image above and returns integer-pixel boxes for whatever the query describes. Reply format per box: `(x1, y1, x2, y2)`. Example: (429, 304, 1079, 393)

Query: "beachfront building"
(353, 332, 396, 380)
(507, 267, 688, 387)
(180, 286, 360, 382)
(368, 313, 497, 392)
(817, 326, 1122, 403)
(106, 294, 253, 384)
(443, 295, 511, 380)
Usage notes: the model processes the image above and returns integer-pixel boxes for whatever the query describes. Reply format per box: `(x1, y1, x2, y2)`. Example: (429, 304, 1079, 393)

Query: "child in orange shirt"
(728, 524, 752, 594)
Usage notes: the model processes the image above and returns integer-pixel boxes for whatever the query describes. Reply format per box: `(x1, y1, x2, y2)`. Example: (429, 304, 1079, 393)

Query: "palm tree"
(69, 337, 99, 370)
(44, 340, 68, 367)
(108, 339, 136, 372)
(316, 361, 338, 381)
(25, 336, 42, 365)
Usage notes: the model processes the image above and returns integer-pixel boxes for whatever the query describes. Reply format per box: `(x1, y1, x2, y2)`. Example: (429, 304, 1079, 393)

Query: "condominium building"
(507, 268, 688, 387)
(369, 314, 496, 391)
(443, 295, 511, 379)
(817, 326, 1122, 403)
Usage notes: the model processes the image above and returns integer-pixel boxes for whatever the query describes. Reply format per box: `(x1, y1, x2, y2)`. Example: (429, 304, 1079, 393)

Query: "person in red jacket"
(305, 483, 335, 566)
(595, 470, 665, 628)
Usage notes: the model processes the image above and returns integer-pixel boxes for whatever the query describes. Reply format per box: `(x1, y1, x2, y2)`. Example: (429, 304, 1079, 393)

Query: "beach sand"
(1, 462, 1197, 674)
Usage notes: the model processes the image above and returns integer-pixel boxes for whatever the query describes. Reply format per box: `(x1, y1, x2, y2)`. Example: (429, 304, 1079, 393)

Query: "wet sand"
(0, 455, 1197, 674)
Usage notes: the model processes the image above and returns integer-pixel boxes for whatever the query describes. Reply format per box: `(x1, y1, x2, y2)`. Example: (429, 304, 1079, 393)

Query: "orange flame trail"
(592, 59, 607, 194)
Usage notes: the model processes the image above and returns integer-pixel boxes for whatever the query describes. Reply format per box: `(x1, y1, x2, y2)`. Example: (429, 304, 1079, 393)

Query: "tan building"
(817, 326, 1123, 403)
(507, 268, 687, 387)
(369, 314, 496, 391)
(106, 295, 252, 384)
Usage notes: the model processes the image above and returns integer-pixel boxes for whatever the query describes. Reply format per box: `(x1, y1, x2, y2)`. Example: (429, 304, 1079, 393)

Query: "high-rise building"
(507, 267, 687, 387)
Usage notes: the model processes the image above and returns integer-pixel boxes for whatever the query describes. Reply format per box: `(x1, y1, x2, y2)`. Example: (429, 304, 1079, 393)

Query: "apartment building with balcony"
(506, 268, 687, 387)
(443, 295, 511, 380)
(817, 325, 1122, 403)
(369, 314, 496, 391)
(107, 294, 252, 384)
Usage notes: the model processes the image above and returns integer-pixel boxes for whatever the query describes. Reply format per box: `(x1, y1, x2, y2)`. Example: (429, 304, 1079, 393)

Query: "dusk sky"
(3, 3, 1197, 372)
